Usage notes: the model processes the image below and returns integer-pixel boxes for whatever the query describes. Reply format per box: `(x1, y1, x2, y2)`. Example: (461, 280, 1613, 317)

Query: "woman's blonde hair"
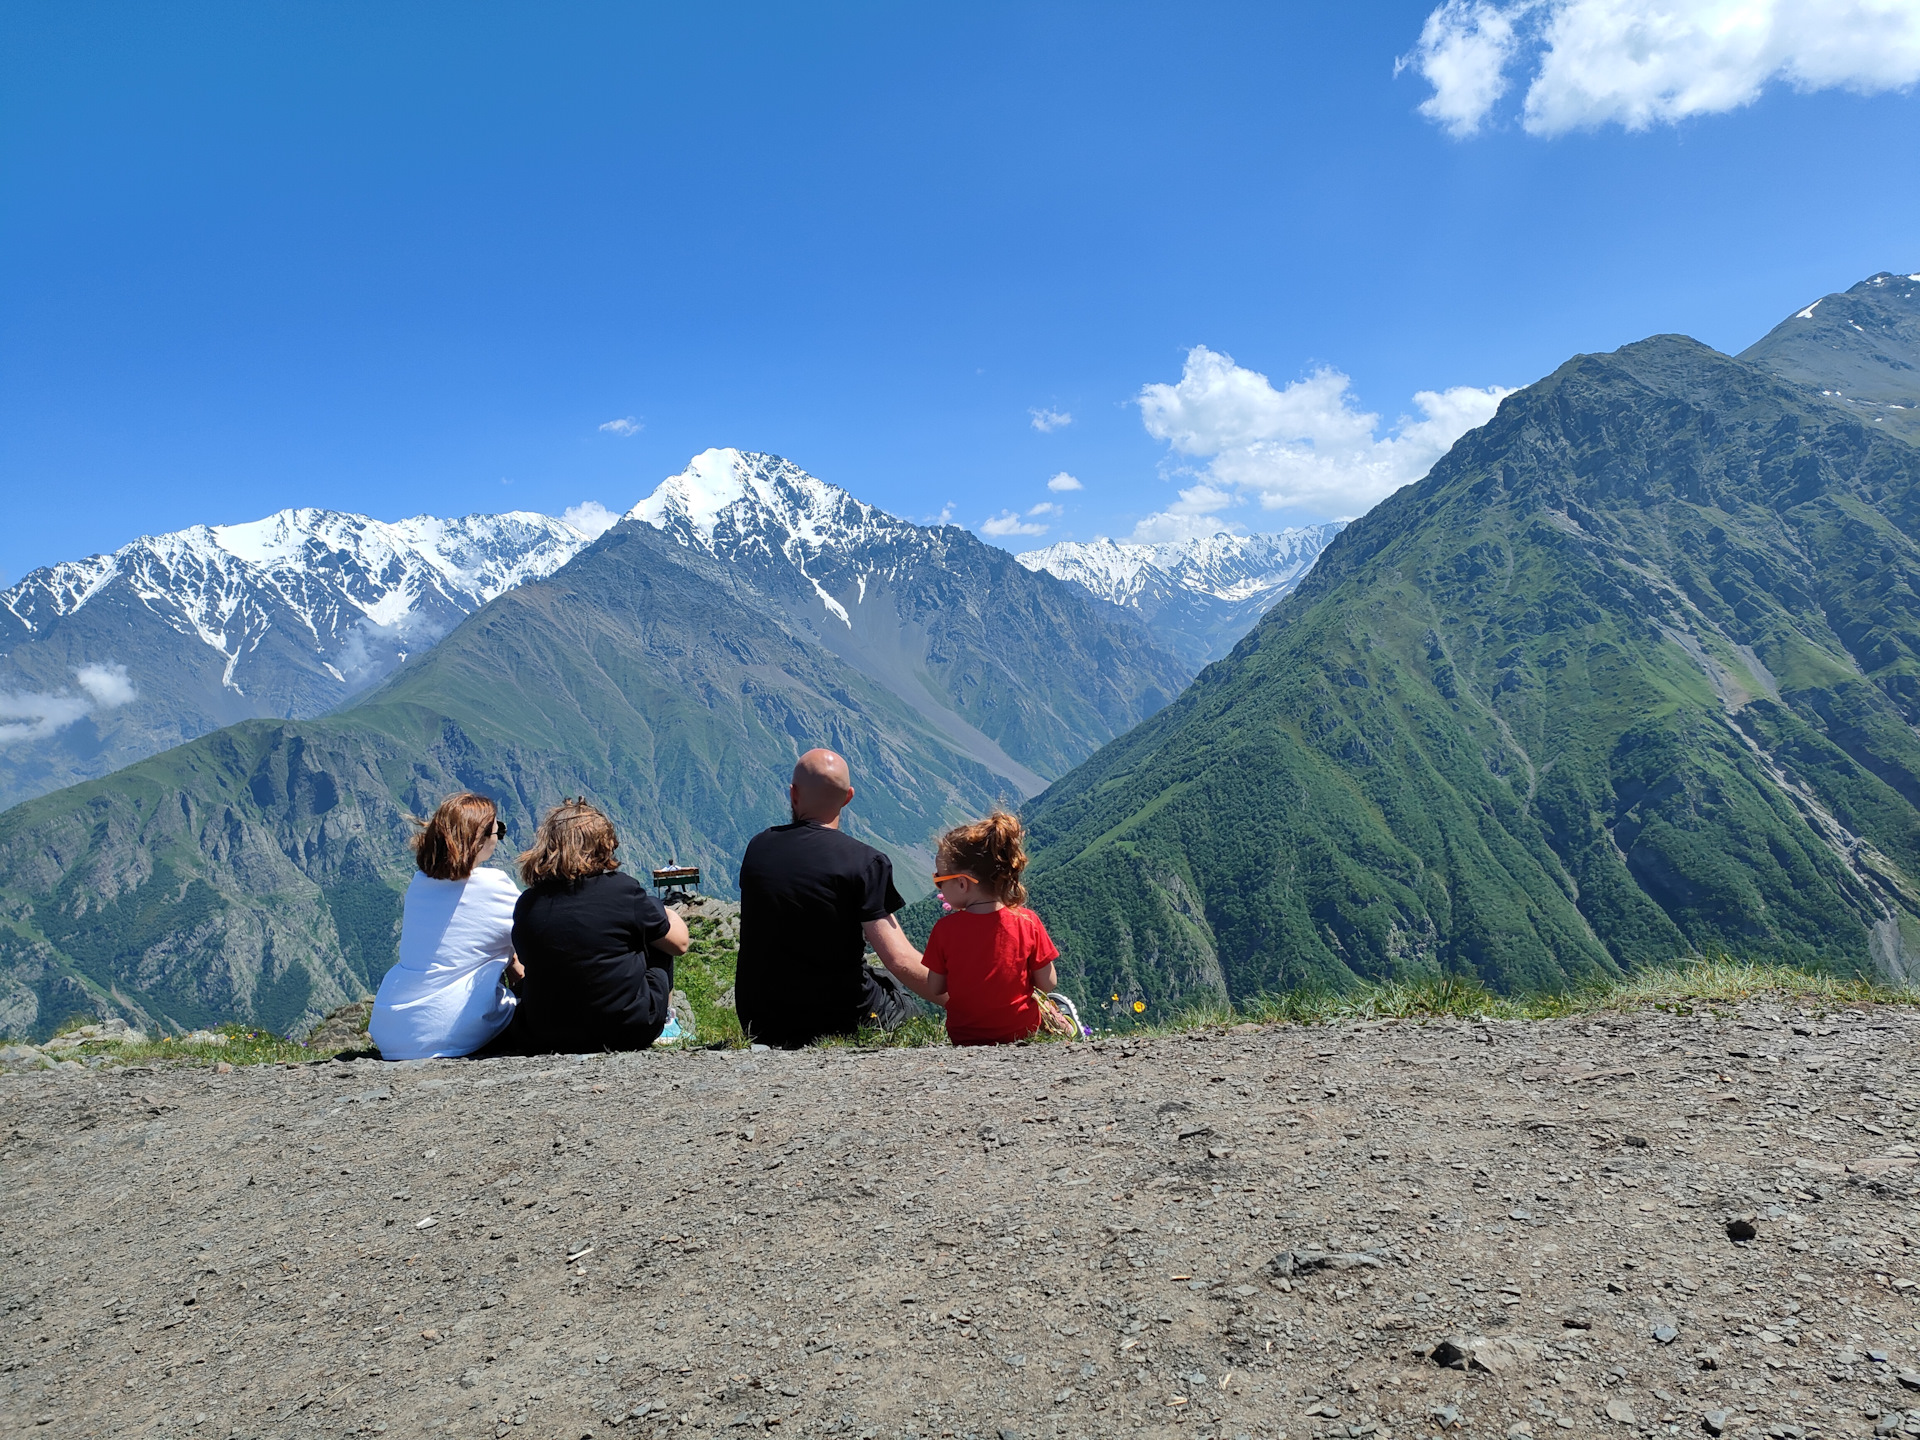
(411, 792, 499, 882)
(518, 797, 621, 887)
(936, 809, 1029, 907)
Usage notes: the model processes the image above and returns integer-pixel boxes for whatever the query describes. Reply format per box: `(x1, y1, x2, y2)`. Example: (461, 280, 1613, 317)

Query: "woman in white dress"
(369, 792, 522, 1060)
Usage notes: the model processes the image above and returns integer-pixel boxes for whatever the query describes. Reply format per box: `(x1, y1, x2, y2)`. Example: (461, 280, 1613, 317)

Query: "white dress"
(369, 868, 520, 1060)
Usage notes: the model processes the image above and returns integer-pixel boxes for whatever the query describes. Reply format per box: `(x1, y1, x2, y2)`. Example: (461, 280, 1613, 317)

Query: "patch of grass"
(46, 1022, 315, 1069)
(29, 957, 1916, 1070)
(1104, 958, 1919, 1037)
(670, 914, 746, 1049)
(817, 1012, 953, 1050)
(1578, 958, 1911, 1014)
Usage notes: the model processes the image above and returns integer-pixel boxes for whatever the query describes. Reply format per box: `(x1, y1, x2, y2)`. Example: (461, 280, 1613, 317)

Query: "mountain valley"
(5, 275, 1920, 1045)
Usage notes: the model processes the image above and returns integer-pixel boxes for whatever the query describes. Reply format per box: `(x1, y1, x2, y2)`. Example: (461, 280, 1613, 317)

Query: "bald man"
(734, 748, 941, 1048)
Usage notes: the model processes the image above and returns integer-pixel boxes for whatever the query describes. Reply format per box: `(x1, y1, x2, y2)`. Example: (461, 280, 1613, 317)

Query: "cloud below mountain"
(1402, 0, 1920, 138)
(1133, 346, 1509, 539)
(0, 662, 136, 744)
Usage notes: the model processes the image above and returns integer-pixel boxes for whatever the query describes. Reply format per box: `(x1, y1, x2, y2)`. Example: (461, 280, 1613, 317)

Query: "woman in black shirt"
(506, 798, 691, 1054)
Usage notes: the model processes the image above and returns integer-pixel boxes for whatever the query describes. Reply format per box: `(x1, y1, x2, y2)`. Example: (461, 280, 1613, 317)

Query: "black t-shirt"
(510, 870, 674, 1052)
(735, 822, 904, 1047)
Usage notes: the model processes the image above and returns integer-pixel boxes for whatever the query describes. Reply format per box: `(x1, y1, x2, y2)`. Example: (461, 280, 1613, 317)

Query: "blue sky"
(3, 1, 1917, 582)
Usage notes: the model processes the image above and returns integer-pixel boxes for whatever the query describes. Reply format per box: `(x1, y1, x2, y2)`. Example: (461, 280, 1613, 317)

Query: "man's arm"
(863, 913, 944, 1006)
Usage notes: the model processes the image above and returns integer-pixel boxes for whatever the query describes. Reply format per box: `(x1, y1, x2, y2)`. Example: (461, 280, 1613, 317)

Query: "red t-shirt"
(922, 907, 1060, 1046)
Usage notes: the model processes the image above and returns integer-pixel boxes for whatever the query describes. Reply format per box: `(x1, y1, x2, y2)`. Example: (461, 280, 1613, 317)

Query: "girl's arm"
(1031, 960, 1058, 993)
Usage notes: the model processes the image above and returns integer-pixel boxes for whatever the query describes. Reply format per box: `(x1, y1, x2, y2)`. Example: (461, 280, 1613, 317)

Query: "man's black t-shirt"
(736, 822, 905, 1047)
(510, 871, 674, 1053)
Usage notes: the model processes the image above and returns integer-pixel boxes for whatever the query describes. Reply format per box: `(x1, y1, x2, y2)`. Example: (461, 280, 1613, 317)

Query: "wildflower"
(1132, 1000, 1145, 1014)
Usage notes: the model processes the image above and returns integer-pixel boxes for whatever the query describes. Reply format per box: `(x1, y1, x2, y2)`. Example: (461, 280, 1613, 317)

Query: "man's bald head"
(790, 748, 854, 827)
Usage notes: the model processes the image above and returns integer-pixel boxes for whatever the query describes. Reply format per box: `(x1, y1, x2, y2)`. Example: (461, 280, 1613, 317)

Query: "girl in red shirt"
(921, 811, 1060, 1046)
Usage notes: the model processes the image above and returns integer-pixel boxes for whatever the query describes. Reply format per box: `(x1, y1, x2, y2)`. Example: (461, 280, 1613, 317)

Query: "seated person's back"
(507, 799, 690, 1054)
(369, 792, 520, 1061)
(735, 748, 935, 1048)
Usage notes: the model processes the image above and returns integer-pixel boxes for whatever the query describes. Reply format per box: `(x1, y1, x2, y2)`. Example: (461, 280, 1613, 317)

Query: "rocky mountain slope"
(634, 449, 1190, 781)
(6, 1000, 1918, 1439)
(0, 455, 1188, 1042)
(1018, 525, 1346, 665)
(1741, 271, 1920, 444)
(0, 508, 590, 810)
(1021, 283, 1920, 1017)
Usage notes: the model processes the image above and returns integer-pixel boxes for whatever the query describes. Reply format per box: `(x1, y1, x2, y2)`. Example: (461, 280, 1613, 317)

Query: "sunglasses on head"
(932, 872, 976, 884)
(490, 820, 507, 840)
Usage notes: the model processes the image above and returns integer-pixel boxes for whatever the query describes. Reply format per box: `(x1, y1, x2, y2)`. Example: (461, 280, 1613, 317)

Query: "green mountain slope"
(1022, 334, 1920, 1023)
(0, 514, 1184, 1041)
(1740, 271, 1920, 443)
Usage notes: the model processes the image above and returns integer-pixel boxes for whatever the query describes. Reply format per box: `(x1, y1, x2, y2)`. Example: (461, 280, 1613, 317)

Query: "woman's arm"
(652, 906, 691, 958)
(1031, 960, 1058, 993)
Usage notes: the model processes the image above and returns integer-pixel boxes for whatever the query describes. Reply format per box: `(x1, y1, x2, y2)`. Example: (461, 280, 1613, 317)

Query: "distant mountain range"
(0, 451, 1189, 1041)
(0, 477, 1334, 810)
(1021, 271, 1920, 1025)
(0, 509, 589, 809)
(1017, 526, 1346, 665)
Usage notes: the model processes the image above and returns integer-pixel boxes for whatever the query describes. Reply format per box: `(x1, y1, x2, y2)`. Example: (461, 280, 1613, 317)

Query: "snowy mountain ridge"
(0, 507, 591, 809)
(4, 507, 588, 673)
(1013, 524, 1346, 665)
(1016, 525, 1346, 608)
(629, 448, 946, 626)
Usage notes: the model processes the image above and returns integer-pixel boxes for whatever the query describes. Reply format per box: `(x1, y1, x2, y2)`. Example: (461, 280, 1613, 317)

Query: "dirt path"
(6, 1004, 1920, 1440)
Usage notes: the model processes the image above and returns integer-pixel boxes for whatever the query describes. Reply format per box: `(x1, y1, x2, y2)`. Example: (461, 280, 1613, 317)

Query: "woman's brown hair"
(517, 797, 621, 887)
(936, 809, 1029, 907)
(411, 792, 500, 882)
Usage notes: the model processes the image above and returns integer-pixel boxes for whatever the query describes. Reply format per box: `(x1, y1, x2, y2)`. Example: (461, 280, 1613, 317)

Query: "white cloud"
(1027, 502, 1062, 518)
(0, 663, 137, 745)
(0, 692, 93, 745)
(599, 416, 643, 436)
(1131, 345, 1510, 537)
(1029, 407, 1073, 432)
(561, 500, 621, 539)
(1047, 472, 1084, 492)
(1398, 1, 1523, 136)
(1131, 510, 1241, 545)
(1403, 0, 1920, 137)
(75, 662, 136, 710)
(981, 510, 1051, 538)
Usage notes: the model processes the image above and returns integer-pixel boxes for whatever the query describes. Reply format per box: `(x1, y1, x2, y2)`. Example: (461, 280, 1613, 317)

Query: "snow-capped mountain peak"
(4, 504, 588, 712)
(1015, 524, 1346, 664)
(630, 448, 895, 552)
(6, 508, 587, 652)
(1014, 537, 1162, 606)
(1017, 525, 1344, 608)
(629, 449, 925, 627)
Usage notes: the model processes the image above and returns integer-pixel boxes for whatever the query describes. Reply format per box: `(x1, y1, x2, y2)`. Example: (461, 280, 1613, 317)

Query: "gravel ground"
(6, 1002, 1920, 1440)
